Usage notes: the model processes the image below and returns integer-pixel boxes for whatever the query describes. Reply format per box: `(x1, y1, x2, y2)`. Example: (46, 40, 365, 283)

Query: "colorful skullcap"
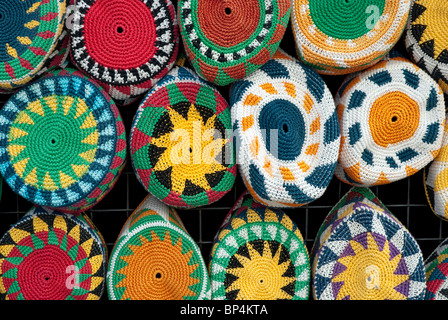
(405, 0, 448, 94)
(209, 192, 310, 300)
(425, 123, 448, 221)
(130, 66, 236, 208)
(0, 0, 66, 91)
(0, 207, 107, 300)
(70, 0, 179, 105)
(231, 50, 340, 208)
(290, 0, 410, 75)
(107, 195, 211, 300)
(335, 57, 445, 187)
(312, 187, 426, 300)
(424, 238, 448, 300)
(178, 0, 291, 86)
(0, 68, 127, 214)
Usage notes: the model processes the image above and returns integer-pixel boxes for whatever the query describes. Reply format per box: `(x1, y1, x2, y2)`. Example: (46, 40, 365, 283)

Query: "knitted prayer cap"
(424, 238, 448, 300)
(231, 50, 340, 208)
(290, 0, 411, 75)
(425, 122, 448, 221)
(209, 192, 310, 300)
(107, 195, 211, 300)
(0, 206, 107, 300)
(130, 66, 236, 208)
(335, 57, 445, 187)
(405, 0, 448, 94)
(0, 67, 127, 214)
(178, 0, 292, 86)
(0, 0, 67, 91)
(70, 0, 179, 106)
(312, 187, 426, 300)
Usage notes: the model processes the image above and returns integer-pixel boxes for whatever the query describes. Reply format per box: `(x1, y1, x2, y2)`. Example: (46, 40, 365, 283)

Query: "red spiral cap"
(70, 0, 179, 105)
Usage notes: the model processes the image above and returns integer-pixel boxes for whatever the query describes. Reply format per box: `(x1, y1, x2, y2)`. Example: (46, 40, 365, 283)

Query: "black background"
(0, 0, 446, 302)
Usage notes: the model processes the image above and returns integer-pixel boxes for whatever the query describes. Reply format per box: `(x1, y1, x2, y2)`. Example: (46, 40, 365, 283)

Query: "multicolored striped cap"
(405, 0, 448, 94)
(70, 0, 179, 105)
(178, 0, 292, 86)
(0, 206, 107, 300)
(209, 192, 310, 300)
(335, 57, 445, 187)
(291, 0, 410, 75)
(424, 237, 448, 300)
(107, 195, 211, 300)
(0, 67, 127, 214)
(312, 187, 426, 300)
(0, 0, 67, 91)
(231, 50, 340, 208)
(130, 66, 236, 208)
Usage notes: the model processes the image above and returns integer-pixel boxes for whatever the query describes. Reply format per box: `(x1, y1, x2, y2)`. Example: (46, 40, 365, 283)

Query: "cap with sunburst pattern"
(209, 192, 310, 300)
(0, 68, 127, 214)
(0, 0, 67, 91)
(405, 0, 448, 94)
(0, 206, 107, 300)
(107, 195, 211, 300)
(312, 187, 426, 300)
(130, 66, 236, 208)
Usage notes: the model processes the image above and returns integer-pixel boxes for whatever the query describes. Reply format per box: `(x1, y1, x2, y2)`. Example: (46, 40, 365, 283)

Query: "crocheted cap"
(291, 0, 410, 75)
(405, 0, 448, 94)
(209, 192, 310, 300)
(178, 0, 291, 86)
(425, 123, 448, 221)
(107, 195, 211, 300)
(0, 68, 127, 214)
(0, 0, 66, 90)
(335, 57, 445, 187)
(0, 207, 107, 300)
(425, 238, 448, 300)
(231, 50, 340, 208)
(312, 187, 426, 300)
(70, 0, 179, 105)
(130, 66, 236, 208)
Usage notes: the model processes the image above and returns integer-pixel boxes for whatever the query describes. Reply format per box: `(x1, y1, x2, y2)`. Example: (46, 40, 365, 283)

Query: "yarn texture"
(0, 0, 66, 91)
(291, 0, 411, 75)
(130, 66, 236, 208)
(0, 207, 107, 300)
(209, 192, 310, 300)
(425, 122, 448, 221)
(231, 50, 340, 208)
(70, 0, 179, 105)
(0, 68, 127, 214)
(178, 0, 292, 86)
(107, 195, 211, 300)
(312, 187, 426, 300)
(424, 237, 448, 300)
(335, 57, 445, 187)
(405, 0, 448, 94)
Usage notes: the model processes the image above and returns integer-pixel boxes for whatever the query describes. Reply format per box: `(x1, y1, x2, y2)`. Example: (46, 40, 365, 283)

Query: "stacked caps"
(0, 68, 127, 214)
(231, 50, 340, 208)
(0, 207, 107, 300)
(291, 0, 411, 74)
(107, 195, 210, 300)
(0, 0, 68, 92)
(405, 0, 448, 94)
(209, 192, 310, 300)
(70, 0, 179, 105)
(312, 187, 426, 300)
(424, 238, 448, 300)
(130, 66, 236, 208)
(178, 0, 292, 85)
(335, 57, 445, 186)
